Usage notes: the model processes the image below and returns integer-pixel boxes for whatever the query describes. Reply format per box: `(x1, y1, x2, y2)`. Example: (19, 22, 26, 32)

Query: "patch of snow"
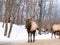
(0, 22, 59, 43)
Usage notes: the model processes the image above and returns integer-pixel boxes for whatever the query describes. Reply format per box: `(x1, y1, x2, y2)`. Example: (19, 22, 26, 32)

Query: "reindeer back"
(53, 24, 60, 31)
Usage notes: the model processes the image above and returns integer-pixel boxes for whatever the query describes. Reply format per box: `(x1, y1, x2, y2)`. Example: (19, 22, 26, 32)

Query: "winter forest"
(0, 0, 60, 27)
(0, 0, 60, 45)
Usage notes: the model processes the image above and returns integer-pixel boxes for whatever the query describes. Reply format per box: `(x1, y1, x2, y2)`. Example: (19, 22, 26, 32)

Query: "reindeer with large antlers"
(22, 6, 41, 42)
(23, 16, 40, 42)
(51, 24, 60, 39)
(22, 13, 41, 42)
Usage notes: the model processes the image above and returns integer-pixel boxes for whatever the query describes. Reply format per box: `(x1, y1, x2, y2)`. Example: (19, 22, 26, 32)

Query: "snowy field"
(0, 22, 59, 44)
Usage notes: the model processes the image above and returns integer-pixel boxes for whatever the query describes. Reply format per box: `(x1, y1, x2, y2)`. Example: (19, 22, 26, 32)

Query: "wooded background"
(0, 0, 60, 29)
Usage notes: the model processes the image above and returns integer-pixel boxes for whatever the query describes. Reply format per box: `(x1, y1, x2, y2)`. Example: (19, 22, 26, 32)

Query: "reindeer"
(51, 24, 60, 39)
(40, 27, 48, 34)
(40, 24, 51, 34)
(23, 15, 40, 43)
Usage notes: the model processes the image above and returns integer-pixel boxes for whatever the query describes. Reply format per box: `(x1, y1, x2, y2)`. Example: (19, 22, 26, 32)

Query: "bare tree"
(38, 0, 43, 34)
(26, 0, 29, 18)
(0, 0, 3, 22)
(3, 0, 15, 37)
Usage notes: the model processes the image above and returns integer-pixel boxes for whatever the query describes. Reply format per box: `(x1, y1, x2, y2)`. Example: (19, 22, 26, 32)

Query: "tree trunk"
(38, 0, 43, 34)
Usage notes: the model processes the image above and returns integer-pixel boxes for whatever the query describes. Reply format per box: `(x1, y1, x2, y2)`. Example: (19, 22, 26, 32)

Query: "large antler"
(22, 6, 37, 19)
(30, 6, 37, 19)
(21, 15, 27, 21)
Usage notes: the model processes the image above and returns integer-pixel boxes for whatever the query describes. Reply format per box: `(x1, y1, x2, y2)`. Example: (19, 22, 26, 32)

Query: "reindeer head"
(22, 14, 39, 32)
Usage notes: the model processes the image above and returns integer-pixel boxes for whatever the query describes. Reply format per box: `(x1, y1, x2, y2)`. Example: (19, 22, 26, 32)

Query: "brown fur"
(51, 24, 60, 39)
(40, 27, 50, 34)
(25, 19, 39, 42)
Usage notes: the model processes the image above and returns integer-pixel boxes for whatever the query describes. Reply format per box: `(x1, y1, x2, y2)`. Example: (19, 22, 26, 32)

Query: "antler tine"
(21, 15, 26, 20)
(30, 15, 36, 19)
(30, 6, 37, 19)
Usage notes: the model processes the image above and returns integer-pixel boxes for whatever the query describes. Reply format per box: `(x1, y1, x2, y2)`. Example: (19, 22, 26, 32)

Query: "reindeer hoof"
(28, 41, 29, 43)
(33, 40, 35, 42)
(31, 40, 33, 43)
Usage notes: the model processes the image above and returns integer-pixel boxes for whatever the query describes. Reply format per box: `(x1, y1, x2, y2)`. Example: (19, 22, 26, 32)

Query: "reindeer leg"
(51, 32, 53, 38)
(54, 35, 56, 38)
(38, 30, 41, 35)
(54, 32, 56, 38)
(59, 36, 60, 39)
(30, 33, 32, 42)
(33, 31, 36, 42)
(59, 35, 60, 39)
(28, 32, 29, 42)
(59, 32, 60, 39)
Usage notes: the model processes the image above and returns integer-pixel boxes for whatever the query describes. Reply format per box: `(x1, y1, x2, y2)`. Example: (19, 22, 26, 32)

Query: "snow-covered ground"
(0, 22, 59, 43)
